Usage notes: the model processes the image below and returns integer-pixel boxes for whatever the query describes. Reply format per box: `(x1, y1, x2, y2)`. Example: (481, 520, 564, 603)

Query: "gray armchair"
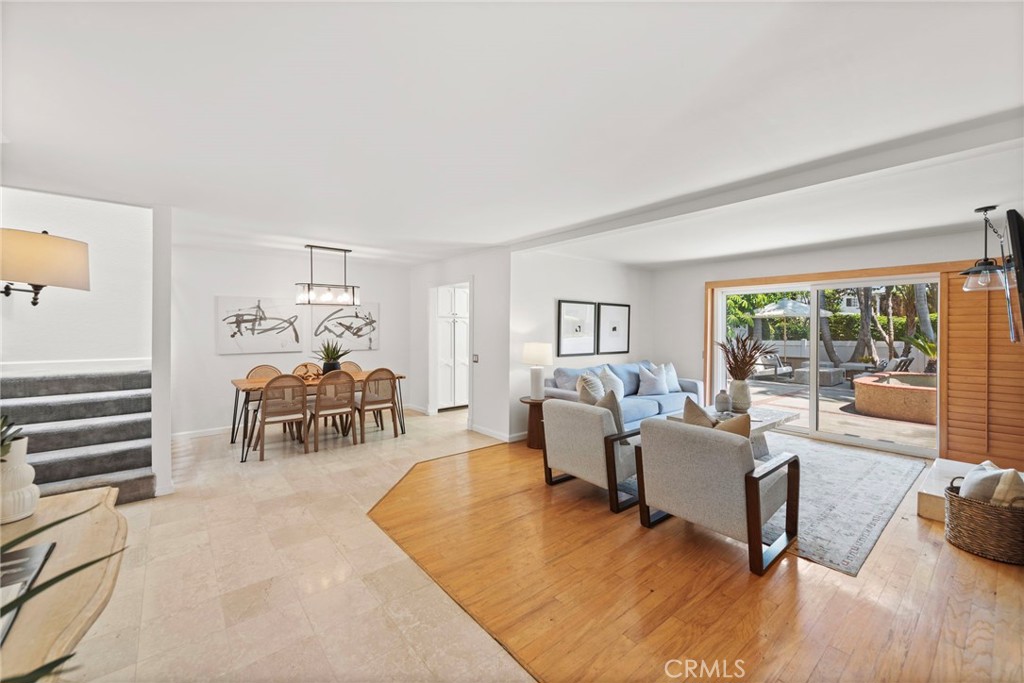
(542, 399, 640, 513)
(635, 419, 800, 575)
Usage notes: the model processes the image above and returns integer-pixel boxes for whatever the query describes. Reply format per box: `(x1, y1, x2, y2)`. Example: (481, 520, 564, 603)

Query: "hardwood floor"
(368, 440, 1023, 683)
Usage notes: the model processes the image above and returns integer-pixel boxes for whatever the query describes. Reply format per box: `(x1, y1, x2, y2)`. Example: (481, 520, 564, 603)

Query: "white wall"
(651, 228, 980, 390)
(408, 247, 511, 441)
(171, 245, 410, 436)
(508, 250, 655, 438)
(1, 187, 152, 373)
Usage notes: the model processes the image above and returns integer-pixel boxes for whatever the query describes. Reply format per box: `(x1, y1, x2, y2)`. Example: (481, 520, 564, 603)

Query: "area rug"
(621, 436, 925, 577)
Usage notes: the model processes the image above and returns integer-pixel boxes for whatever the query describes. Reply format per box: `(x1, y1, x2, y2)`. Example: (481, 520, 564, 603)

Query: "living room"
(1, 3, 1022, 683)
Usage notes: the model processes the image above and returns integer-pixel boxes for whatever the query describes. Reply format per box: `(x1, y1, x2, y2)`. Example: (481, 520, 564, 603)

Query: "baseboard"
(508, 431, 528, 442)
(172, 426, 231, 439)
(155, 482, 177, 497)
(404, 403, 427, 415)
(471, 424, 511, 442)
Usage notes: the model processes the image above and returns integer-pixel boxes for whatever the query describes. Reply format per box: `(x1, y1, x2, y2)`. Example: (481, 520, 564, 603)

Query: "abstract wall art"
(311, 302, 380, 351)
(215, 296, 302, 355)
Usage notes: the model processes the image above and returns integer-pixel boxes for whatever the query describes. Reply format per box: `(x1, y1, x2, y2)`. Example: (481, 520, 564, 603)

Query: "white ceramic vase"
(2, 438, 40, 524)
(729, 379, 751, 413)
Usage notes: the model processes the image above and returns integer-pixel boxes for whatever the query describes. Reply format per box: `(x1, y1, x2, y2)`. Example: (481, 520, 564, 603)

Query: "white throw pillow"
(595, 391, 631, 444)
(599, 367, 625, 400)
(638, 364, 669, 396)
(961, 460, 1024, 506)
(662, 362, 681, 393)
(576, 372, 605, 405)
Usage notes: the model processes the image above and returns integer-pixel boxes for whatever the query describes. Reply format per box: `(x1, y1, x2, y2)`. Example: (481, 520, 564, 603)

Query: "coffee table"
(668, 404, 797, 458)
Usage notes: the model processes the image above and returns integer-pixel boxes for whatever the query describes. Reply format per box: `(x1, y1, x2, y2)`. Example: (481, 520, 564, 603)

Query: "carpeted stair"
(0, 371, 156, 504)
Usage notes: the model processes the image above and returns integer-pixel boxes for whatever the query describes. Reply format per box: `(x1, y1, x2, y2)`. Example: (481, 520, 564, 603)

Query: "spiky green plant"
(1, 415, 23, 460)
(313, 340, 351, 363)
(0, 504, 126, 683)
(715, 337, 778, 380)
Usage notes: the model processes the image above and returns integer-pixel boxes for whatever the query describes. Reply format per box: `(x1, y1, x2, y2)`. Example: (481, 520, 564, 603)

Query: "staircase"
(0, 371, 156, 504)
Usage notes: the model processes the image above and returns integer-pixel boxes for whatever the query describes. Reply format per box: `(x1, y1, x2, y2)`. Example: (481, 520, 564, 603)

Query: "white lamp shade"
(0, 228, 90, 290)
(522, 342, 553, 366)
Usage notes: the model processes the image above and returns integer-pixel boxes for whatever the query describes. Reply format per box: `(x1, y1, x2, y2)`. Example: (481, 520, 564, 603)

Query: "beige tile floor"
(59, 409, 534, 683)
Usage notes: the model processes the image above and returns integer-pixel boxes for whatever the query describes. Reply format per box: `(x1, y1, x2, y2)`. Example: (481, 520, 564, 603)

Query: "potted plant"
(715, 337, 777, 413)
(2, 415, 40, 524)
(313, 340, 351, 373)
(903, 333, 938, 373)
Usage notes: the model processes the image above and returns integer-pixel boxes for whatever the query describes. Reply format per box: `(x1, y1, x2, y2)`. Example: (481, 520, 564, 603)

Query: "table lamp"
(522, 342, 553, 400)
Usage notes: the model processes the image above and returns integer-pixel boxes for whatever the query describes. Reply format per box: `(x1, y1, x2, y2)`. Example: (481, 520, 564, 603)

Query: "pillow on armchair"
(681, 397, 751, 437)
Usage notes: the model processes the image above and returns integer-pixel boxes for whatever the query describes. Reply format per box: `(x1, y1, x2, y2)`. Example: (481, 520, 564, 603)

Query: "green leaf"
(0, 654, 75, 683)
(1, 504, 101, 554)
(1, 548, 125, 618)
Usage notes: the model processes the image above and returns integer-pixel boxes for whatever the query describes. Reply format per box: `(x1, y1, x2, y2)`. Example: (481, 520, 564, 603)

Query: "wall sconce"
(295, 244, 360, 306)
(0, 228, 91, 306)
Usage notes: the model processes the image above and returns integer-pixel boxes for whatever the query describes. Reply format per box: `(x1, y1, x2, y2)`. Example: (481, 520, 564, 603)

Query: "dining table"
(228, 371, 408, 452)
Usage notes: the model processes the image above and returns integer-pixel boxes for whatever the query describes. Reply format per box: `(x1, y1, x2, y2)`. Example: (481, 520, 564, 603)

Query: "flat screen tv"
(1006, 209, 1024, 333)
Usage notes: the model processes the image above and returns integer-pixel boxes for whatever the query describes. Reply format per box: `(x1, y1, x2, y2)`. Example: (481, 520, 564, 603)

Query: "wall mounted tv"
(1006, 208, 1023, 340)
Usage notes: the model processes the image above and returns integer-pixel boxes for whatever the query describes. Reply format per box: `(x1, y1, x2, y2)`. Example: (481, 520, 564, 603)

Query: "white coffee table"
(668, 405, 797, 458)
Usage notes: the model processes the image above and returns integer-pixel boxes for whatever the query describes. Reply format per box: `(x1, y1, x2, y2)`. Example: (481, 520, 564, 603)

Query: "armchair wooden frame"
(635, 446, 800, 575)
(543, 427, 641, 513)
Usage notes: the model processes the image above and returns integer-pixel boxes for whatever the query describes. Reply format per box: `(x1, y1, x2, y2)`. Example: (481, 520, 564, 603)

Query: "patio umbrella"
(752, 298, 832, 364)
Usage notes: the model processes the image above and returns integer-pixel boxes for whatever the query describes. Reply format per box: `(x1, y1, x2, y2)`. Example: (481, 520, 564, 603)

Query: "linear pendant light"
(295, 244, 360, 306)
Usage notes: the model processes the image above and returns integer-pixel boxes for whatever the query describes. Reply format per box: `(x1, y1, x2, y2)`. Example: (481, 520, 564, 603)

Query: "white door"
(453, 318, 470, 406)
(436, 318, 455, 408)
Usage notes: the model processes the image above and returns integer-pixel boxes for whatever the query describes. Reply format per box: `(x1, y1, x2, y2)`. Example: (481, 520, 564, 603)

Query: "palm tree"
(870, 286, 897, 359)
(848, 287, 879, 364)
(914, 283, 935, 342)
(818, 290, 843, 366)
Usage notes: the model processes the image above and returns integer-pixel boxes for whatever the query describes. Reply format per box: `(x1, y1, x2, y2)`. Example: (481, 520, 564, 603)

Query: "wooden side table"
(519, 396, 548, 449)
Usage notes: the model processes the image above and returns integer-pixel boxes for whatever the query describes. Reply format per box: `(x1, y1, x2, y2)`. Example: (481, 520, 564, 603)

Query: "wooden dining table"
(229, 371, 408, 454)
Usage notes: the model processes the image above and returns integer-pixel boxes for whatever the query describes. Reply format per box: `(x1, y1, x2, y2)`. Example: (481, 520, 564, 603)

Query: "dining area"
(228, 361, 407, 462)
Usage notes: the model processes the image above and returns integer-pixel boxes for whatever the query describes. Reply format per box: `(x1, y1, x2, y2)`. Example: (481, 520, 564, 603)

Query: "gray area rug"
(620, 434, 925, 577)
(760, 435, 924, 576)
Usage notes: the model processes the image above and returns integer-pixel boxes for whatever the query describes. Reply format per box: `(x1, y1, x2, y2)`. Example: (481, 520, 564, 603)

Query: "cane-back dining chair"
(252, 374, 309, 461)
(357, 368, 399, 443)
(307, 370, 359, 451)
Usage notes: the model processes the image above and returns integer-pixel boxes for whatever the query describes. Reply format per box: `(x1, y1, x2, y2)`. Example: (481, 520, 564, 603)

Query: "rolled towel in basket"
(960, 460, 1024, 507)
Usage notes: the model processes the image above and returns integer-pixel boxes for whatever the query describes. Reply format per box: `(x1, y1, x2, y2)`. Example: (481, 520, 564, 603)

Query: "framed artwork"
(215, 296, 302, 355)
(597, 303, 630, 354)
(311, 302, 380, 351)
(557, 300, 597, 357)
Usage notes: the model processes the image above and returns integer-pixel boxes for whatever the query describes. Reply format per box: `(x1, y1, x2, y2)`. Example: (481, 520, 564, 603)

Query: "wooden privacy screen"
(705, 260, 1024, 469)
(940, 271, 1024, 470)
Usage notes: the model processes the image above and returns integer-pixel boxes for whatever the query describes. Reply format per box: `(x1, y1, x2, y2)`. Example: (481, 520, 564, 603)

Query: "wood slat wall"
(940, 271, 1024, 470)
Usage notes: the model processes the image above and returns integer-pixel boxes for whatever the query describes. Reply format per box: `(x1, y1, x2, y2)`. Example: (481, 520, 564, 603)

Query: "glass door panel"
(814, 282, 938, 452)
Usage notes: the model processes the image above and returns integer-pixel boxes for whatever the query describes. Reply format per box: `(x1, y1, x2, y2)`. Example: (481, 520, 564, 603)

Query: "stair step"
(0, 389, 152, 424)
(0, 371, 151, 398)
(20, 413, 152, 453)
(28, 439, 153, 485)
(38, 467, 156, 505)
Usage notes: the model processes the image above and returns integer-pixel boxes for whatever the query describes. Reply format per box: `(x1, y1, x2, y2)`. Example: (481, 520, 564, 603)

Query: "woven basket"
(944, 478, 1024, 565)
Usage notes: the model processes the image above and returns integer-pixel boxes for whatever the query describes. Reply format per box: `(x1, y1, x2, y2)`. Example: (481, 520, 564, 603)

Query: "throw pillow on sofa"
(681, 397, 751, 437)
(599, 367, 625, 400)
(638, 364, 669, 396)
(662, 363, 682, 393)
(961, 460, 1024, 506)
(576, 373, 605, 405)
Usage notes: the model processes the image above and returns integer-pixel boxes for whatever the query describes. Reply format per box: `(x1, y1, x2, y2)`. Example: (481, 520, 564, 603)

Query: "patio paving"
(746, 379, 936, 451)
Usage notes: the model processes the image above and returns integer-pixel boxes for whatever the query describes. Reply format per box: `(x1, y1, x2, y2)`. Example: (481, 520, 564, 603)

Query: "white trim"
(404, 403, 428, 415)
(471, 423, 509, 442)
(507, 430, 528, 443)
(173, 426, 230, 439)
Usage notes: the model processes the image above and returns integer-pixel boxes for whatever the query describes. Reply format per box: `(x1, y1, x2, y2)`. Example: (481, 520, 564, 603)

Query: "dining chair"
(292, 362, 323, 379)
(245, 364, 282, 441)
(357, 368, 399, 443)
(339, 361, 362, 373)
(307, 370, 358, 451)
(251, 374, 309, 461)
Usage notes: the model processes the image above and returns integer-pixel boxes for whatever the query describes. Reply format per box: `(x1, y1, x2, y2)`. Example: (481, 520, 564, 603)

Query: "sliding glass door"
(717, 276, 939, 457)
(812, 281, 938, 453)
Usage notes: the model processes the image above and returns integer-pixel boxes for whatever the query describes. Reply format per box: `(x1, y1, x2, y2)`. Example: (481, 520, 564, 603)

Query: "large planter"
(729, 379, 751, 413)
(323, 361, 341, 373)
(2, 438, 40, 524)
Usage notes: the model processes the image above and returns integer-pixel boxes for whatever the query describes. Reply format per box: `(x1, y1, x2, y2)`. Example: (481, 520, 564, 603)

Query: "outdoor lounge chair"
(753, 354, 793, 379)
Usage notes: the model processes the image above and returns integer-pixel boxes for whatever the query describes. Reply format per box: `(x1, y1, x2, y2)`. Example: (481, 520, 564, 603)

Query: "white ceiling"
(2, 2, 1023, 264)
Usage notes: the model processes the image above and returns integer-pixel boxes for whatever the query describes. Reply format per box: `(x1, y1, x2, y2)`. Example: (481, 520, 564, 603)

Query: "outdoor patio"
(747, 378, 937, 450)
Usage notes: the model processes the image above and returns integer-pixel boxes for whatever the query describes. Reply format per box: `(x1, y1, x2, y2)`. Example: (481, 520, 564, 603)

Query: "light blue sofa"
(544, 361, 704, 430)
